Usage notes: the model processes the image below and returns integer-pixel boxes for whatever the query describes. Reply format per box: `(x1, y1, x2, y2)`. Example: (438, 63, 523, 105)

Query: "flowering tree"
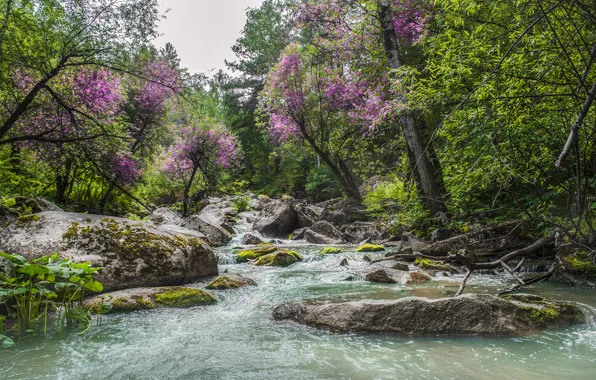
(260, 0, 446, 212)
(162, 125, 239, 215)
(261, 43, 388, 201)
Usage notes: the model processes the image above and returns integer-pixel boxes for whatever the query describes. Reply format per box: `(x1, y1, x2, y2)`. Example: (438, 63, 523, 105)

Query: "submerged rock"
(0, 212, 218, 292)
(254, 250, 303, 267)
(273, 294, 585, 337)
(339, 258, 349, 267)
(391, 262, 410, 271)
(206, 274, 256, 290)
(85, 286, 217, 313)
(253, 201, 298, 237)
(365, 269, 429, 284)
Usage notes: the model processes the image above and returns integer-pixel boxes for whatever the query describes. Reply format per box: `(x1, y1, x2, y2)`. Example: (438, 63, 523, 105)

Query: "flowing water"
(1, 218, 596, 379)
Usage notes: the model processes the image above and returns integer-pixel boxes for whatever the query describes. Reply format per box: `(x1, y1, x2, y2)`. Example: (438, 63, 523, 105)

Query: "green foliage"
(363, 181, 409, 217)
(0, 252, 103, 344)
(232, 196, 250, 213)
(305, 165, 342, 202)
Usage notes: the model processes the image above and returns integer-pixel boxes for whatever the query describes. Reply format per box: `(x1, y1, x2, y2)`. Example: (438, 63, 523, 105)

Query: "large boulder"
(293, 203, 323, 228)
(342, 222, 387, 243)
(148, 207, 185, 227)
(184, 205, 234, 247)
(273, 293, 585, 337)
(241, 233, 264, 245)
(253, 201, 297, 237)
(304, 221, 344, 245)
(316, 198, 368, 226)
(85, 286, 217, 313)
(0, 212, 218, 292)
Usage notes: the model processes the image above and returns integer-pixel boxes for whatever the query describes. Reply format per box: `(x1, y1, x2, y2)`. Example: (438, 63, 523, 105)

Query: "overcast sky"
(155, 0, 264, 75)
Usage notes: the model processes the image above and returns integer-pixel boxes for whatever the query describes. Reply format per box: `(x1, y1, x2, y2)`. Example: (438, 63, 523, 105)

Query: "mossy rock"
(414, 258, 458, 274)
(562, 252, 596, 278)
(236, 244, 277, 263)
(320, 247, 343, 255)
(356, 244, 385, 252)
(205, 274, 256, 290)
(254, 250, 303, 267)
(86, 286, 217, 314)
(154, 287, 217, 307)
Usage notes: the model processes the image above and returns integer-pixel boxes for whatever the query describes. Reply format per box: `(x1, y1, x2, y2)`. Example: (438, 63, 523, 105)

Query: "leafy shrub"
(363, 181, 408, 217)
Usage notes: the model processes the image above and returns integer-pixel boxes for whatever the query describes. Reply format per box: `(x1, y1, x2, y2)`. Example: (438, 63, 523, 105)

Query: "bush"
(232, 196, 250, 212)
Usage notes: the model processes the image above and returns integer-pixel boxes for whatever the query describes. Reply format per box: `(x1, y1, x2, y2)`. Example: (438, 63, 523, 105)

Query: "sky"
(155, 0, 265, 75)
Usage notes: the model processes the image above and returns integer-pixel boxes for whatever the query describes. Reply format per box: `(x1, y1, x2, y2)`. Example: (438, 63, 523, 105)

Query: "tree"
(162, 125, 239, 216)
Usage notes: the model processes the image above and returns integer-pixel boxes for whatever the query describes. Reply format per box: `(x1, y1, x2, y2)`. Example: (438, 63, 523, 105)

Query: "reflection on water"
(1, 235, 596, 380)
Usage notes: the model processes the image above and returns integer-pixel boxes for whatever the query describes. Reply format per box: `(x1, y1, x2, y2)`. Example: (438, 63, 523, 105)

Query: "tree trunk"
(183, 166, 199, 217)
(55, 159, 73, 204)
(377, 1, 447, 214)
(100, 183, 115, 213)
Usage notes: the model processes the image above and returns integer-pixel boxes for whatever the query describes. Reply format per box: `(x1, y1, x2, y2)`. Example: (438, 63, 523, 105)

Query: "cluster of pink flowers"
(73, 68, 123, 115)
(111, 153, 142, 186)
(134, 60, 180, 112)
(392, 0, 432, 45)
(162, 125, 239, 181)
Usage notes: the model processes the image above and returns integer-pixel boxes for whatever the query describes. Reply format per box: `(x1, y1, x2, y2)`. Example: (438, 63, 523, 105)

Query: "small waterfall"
(216, 249, 237, 265)
(519, 265, 550, 273)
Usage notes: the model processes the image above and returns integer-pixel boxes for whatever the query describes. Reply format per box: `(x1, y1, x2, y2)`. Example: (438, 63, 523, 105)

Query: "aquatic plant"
(0, 252, 103, 346)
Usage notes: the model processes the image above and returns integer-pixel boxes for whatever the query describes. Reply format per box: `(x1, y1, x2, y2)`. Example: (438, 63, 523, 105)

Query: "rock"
(421, 221, 534, 256)
(148, 207, 184, 227)
(254, 195, 272, 211)
(339, 258, 349, 267)
(362, 254, 372, 263)
(358, 175, 391, 196)
(235, 244, 278, 263)
(430, 228, 452, 242)
(402, 232, 430, 251)
(254, 250, 303, 267)
(253, 201, 298, 237)
(289, 227, 308, 240)
(304, 221, 344, 245)
(392, 262, 410, 271)
(554, 251, 596, 288)
(365, 269, 407, 283)
(0, 197, 63, 225)
(85, 286, 217, 313)
(0, 212, 218, 292)
(316, 198, 368, 226)
(241, 233, 264, 245)
(356, 244, 385, 252)
(205, 274, 256, 289)
(342, 222, 387, 243)
(293, 203, 323, 228)
(407, 271, 431, 284)
(272, 293, 585, 337)
(320, 247, 343, 255)
(184, 205, 234, 247)
(414, 258, 459, 274)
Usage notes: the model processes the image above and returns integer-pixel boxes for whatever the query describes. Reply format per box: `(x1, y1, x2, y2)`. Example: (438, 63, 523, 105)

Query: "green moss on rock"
(154, 287, 217, 308)
(236, 244, 277, 263)
(15, 214, 40, 227)
(254, 250, 303, 267)
(356, 244, 385, 252)
(206, 276, 240, 289)
(320, 247, 343, 255)
(414, 258, 458, 273)
(563, 255, 596, 278)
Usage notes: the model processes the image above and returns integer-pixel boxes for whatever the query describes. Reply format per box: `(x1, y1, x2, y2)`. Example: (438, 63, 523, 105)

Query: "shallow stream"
(1, 221, 596, 379)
